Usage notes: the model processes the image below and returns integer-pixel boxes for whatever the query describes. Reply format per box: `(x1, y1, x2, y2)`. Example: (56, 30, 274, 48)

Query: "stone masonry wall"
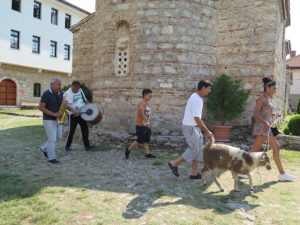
(71, 14, 96, 88)
(216, 0, 287, 125)
(71, 0, 289, 136)
(92, 0, 218, 135)
(0, 64, 70, 106)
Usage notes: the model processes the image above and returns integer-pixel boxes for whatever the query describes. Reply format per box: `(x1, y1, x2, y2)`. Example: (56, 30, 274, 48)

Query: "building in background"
(71, 0, 291, 135)
(0, 0, 89, 107)
(287, 50, 300, 111)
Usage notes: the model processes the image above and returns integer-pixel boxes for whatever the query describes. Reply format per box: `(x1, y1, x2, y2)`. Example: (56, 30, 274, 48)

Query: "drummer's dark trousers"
(65, 114, 90, 148)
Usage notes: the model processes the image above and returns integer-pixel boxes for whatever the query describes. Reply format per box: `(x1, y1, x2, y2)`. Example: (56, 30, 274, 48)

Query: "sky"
(286, 0, 300, 56)
(68, 0, 300, 56)
(67, 0, 95, 13)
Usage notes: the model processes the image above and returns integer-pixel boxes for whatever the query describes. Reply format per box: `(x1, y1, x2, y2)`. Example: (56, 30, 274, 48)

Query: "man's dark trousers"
(66, 114, 90, 148)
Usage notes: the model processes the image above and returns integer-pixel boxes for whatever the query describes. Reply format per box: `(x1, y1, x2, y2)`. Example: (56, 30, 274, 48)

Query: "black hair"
(142, 89, 152, 97)
(262, 77, 276, 91)
(72, 80, 81, 87)
(198, 80, 212, 90)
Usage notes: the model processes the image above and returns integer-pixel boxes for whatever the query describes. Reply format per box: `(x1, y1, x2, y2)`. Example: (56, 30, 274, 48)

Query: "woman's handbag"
(271, 127, 281, 136)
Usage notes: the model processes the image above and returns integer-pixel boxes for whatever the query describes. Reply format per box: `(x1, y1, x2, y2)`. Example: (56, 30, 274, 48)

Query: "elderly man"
(39, 77, 64, 165)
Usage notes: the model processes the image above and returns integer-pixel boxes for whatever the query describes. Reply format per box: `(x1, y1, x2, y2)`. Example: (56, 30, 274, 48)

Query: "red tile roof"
(287, 55, 300, 68)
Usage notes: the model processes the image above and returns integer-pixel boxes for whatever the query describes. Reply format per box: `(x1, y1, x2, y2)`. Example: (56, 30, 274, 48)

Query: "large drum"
(80, 103, 103, 125)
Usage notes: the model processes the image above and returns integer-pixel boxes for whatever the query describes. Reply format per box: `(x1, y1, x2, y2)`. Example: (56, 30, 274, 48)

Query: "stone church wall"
(71, 0, 289, 135)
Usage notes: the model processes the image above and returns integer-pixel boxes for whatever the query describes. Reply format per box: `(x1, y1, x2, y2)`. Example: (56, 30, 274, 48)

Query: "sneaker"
(48, 159, 60, 165)
(39, 147, 48, 159)
(85, 145, 95, 151)
(279, 172, 295, 182)
(145, 154, 156, 159)
(65, 146, 72, 151)
(125, 148, 130, 159)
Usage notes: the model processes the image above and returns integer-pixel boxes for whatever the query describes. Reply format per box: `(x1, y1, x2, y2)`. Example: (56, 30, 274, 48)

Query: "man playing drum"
(125, 89, 156, 159)
(64, 81, 94, 151)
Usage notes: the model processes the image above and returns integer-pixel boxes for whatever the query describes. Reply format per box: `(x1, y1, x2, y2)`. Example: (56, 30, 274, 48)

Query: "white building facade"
(0, 0, 90, 106)
(287, 51, 300, 111)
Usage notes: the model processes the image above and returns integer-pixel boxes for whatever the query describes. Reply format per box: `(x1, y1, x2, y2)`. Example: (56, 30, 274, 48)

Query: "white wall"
(291, 69, 300, 94)
(0, 0, 88, 73)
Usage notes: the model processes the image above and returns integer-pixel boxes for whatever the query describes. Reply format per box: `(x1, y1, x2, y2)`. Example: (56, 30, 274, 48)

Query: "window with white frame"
(10, 30, 20, 49)
(65, 14, 71, 29)
(32, 36, 40, 53)
(12, 0, 21, 12)
(51, 8, 58, 25)
(50, 41, 57, 57)
(33, 1, 41, 19)
(64, 44, 70, 60)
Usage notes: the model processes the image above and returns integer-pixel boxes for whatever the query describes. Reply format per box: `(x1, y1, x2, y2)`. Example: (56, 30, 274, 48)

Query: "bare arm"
(137, 102, 148, 124)
(38, 102, 60, 118)
(194, 117, 213, 139)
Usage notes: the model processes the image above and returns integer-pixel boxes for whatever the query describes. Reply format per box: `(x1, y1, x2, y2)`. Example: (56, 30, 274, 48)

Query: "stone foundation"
(277, 134, 300, 151)
(0, 63, 70, 106)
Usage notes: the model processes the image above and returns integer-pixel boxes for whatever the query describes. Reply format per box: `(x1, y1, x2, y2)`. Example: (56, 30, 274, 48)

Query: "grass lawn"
(0, 109, 300, 225)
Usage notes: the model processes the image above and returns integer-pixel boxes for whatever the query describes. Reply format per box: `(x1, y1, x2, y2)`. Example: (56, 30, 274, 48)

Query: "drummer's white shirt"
(65, 88, 87, 114)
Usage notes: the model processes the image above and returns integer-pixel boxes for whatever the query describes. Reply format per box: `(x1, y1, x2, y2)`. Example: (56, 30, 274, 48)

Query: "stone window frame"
(117, 50, 129, 76)
(33, 83, 41, 97)
(115, 20, 131, 77)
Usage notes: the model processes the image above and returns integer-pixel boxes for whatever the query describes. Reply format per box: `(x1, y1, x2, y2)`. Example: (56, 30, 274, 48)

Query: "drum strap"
(81, 91, 88, 103)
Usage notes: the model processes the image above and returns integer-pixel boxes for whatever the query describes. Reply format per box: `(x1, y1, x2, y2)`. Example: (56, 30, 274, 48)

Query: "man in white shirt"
(65, 81, 93, 151)
(168, 80, 213, 179)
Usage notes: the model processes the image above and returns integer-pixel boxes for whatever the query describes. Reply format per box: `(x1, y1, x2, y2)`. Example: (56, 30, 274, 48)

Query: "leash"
(263, 115, 282, 153)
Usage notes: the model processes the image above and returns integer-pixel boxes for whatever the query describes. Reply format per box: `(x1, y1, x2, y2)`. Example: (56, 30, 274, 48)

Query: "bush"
(297, 97, 300, 114)
(207, 74, 251, 125)
(62, 83, 93, 102)
(287, 114, 300, 136)
(283, 127, 290, 135)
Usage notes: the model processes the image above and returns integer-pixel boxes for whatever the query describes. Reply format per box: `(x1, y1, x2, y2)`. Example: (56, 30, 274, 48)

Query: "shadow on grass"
(0, 123, 280, 221)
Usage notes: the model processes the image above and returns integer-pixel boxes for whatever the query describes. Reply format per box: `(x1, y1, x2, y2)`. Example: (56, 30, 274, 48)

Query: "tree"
(207, 74, 251, 125)
(62, 83, 93, 102)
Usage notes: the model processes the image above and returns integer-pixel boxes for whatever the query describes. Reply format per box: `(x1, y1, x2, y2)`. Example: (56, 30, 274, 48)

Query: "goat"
(201, 137, 271, 192)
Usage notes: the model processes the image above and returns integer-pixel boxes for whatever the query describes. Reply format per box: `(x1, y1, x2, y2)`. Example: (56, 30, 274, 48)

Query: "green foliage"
(283, 127, 290, 135)
(297, 97, 300, 114)
(62, 83, 93, 102)
(287, 114, 300, 136)
(207, 74, 251, 125)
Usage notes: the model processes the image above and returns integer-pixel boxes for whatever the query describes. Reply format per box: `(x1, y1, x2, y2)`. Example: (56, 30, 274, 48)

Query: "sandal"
(189, 174, 201, 180)
(168, 162, 179, 177)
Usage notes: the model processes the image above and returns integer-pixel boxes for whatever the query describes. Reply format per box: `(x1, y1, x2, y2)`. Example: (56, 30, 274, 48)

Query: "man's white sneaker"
(278, 172, 295, 182)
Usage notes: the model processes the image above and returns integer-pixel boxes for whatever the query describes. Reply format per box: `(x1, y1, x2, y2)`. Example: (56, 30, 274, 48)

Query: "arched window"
(114, 21, 130, 76)
(33, 83, 41, 97)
